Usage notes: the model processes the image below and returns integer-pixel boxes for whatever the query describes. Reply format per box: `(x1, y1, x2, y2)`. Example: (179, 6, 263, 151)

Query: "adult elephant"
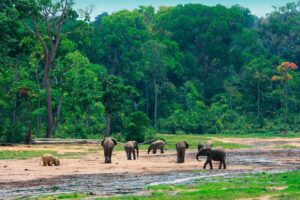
(176, 141, 189, 163)
(196, 147, 226, 169)
(148, 140, 165, 154)
(124, 141, 139, 160)
(101, 137, 117, 163)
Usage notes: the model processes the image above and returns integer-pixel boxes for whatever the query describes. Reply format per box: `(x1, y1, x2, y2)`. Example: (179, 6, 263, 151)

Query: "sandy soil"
(1, 136, 300, 183)
(0, 149, 254, 183)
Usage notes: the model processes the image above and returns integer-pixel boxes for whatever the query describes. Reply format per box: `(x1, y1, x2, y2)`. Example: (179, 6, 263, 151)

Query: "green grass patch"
(19, 192, 88, 200)
(0, 150, 57, 160)
(0, 150, 90, 160)
(157, 134, 251, 149)
(102, 170, 300, 200)
(275, 144, 298, 149)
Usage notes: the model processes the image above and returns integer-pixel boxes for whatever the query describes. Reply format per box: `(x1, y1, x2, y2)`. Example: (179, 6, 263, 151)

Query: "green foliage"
(125, 112, 150, 142)
(0, 1, 299, 143)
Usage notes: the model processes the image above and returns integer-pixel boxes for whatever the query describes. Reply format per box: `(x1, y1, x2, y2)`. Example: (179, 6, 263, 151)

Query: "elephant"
(196, 147, 226, 169)
(40, 154, 60, 166)
(197, 141, 213, 151)
(148, 140, 165, 154)
(124, 141, 139, 160)
(176, 141, 189, 163)
(101, 137, 117, 163)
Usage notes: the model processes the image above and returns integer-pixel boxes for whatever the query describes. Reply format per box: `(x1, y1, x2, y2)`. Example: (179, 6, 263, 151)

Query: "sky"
(73, 0, 295, 20)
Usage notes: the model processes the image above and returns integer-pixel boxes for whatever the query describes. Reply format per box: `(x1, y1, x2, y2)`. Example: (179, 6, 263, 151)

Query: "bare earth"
(0, 137, 300, 183)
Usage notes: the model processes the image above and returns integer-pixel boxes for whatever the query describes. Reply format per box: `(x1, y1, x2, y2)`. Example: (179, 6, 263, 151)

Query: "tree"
(141, 40, 168, 127)
(22, 0, 74, 138)
(272, 62, 298, 132)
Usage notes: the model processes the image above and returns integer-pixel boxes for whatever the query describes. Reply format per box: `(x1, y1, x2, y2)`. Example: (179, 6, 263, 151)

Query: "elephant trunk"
(196, 152, 201, 162)
(148, 145, 152, 154)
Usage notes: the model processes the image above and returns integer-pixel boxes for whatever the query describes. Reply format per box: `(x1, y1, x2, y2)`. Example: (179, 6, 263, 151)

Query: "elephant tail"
(136, 146, 139, 159)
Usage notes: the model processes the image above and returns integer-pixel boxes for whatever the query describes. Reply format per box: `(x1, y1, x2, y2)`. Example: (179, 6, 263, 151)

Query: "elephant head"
(196, 148, 212, 161)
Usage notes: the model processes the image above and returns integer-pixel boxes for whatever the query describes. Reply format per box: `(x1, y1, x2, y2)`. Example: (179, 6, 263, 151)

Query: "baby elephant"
(101, 137, 117, 163)
(40, 154, 60, 166)
(176, 141, 189, 163)
(148, 140, 165, 154)
(196, 148, 226, 169)
(124, 141, 139, 160)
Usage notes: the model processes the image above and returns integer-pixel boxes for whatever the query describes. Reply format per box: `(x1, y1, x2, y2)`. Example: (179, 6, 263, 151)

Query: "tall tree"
(22, 0, 74, 138)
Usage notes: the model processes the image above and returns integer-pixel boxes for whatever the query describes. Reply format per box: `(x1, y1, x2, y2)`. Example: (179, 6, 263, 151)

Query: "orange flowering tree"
(271, 62, 298, 132)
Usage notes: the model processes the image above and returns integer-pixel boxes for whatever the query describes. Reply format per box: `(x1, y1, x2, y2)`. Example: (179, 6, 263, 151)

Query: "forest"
(0, 0, 299, 143)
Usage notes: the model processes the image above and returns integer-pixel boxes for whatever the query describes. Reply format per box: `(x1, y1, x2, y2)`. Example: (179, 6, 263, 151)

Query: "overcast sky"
(74, 0, 295, 20)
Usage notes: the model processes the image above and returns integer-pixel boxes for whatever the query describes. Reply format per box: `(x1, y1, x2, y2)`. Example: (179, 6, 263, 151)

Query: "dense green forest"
(0, 0, 299, 143)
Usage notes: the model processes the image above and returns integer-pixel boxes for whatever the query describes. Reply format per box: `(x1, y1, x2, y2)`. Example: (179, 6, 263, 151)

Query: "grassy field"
(0, 150, 89, 160)
(25, 170, 300, 200)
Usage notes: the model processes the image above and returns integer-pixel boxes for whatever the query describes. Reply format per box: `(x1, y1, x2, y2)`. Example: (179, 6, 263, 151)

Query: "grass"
(101, 170, 300, 200)
(157, 134, 251, 149)
(0, 150, 89, 160)
(0, 150, 57, 160)
(18, 193, 88, 200)
(275, 144, 298, 149)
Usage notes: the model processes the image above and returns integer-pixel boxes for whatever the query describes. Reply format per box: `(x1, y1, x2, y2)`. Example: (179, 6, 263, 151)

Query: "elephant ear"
(101, 139, 105, 146)
(184, 141, 189, 149)
(112, 138, 117, 145)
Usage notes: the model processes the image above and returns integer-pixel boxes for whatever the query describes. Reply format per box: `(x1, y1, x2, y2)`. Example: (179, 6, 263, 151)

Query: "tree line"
(0, 0, 299, 143)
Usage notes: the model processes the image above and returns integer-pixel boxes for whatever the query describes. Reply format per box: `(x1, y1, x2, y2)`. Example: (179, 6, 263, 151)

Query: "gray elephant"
(198, 141, 213, 151)
(196, 147, 226, 169)
(124, 141, 139, 160)
(101, 137, 117, 163)
(148, 140, 165, 154)
(176, 141, 189, 163)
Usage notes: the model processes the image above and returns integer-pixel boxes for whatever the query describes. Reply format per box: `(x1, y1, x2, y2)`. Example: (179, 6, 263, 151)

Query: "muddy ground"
(0, 137, 300, 199)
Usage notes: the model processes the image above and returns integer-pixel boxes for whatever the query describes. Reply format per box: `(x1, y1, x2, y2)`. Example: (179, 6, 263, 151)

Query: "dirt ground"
(1, 137, 300, 183)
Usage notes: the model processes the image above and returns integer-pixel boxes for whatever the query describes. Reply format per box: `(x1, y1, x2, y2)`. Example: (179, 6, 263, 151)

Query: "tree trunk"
(284, 84, 288, 133)
(25, 98, 33, 144)
(105, 110, 111, 137)
(11, 62, 19, 142)
(35, 67, 41, 136)
(257, 80, 261, 117)
(44, 63, 53, 138)
(53, 93, 63, 133)
(154, 79, 158, 128)
(145, 80, 149, 116)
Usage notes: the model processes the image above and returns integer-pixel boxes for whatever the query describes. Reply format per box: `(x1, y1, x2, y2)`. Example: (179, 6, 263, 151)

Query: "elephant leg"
(182, 152, 185, 163)
(223, 159, 226, 169)
(209, 161, 213, 169)
(219, 161, 222, 169)
(153, 149, 157, 154)
(104, 148, 109, 163)
(128, 150, 132, 160)
(203, 160, 209, 169)
(160, 147, 164, 154)
(177, 152, 180, 163)
(126, 151, 130, 160)
(132, 150, 136, 160)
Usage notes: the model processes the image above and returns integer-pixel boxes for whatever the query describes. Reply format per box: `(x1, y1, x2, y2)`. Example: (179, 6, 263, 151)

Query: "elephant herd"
(101, 138, 227, 169)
